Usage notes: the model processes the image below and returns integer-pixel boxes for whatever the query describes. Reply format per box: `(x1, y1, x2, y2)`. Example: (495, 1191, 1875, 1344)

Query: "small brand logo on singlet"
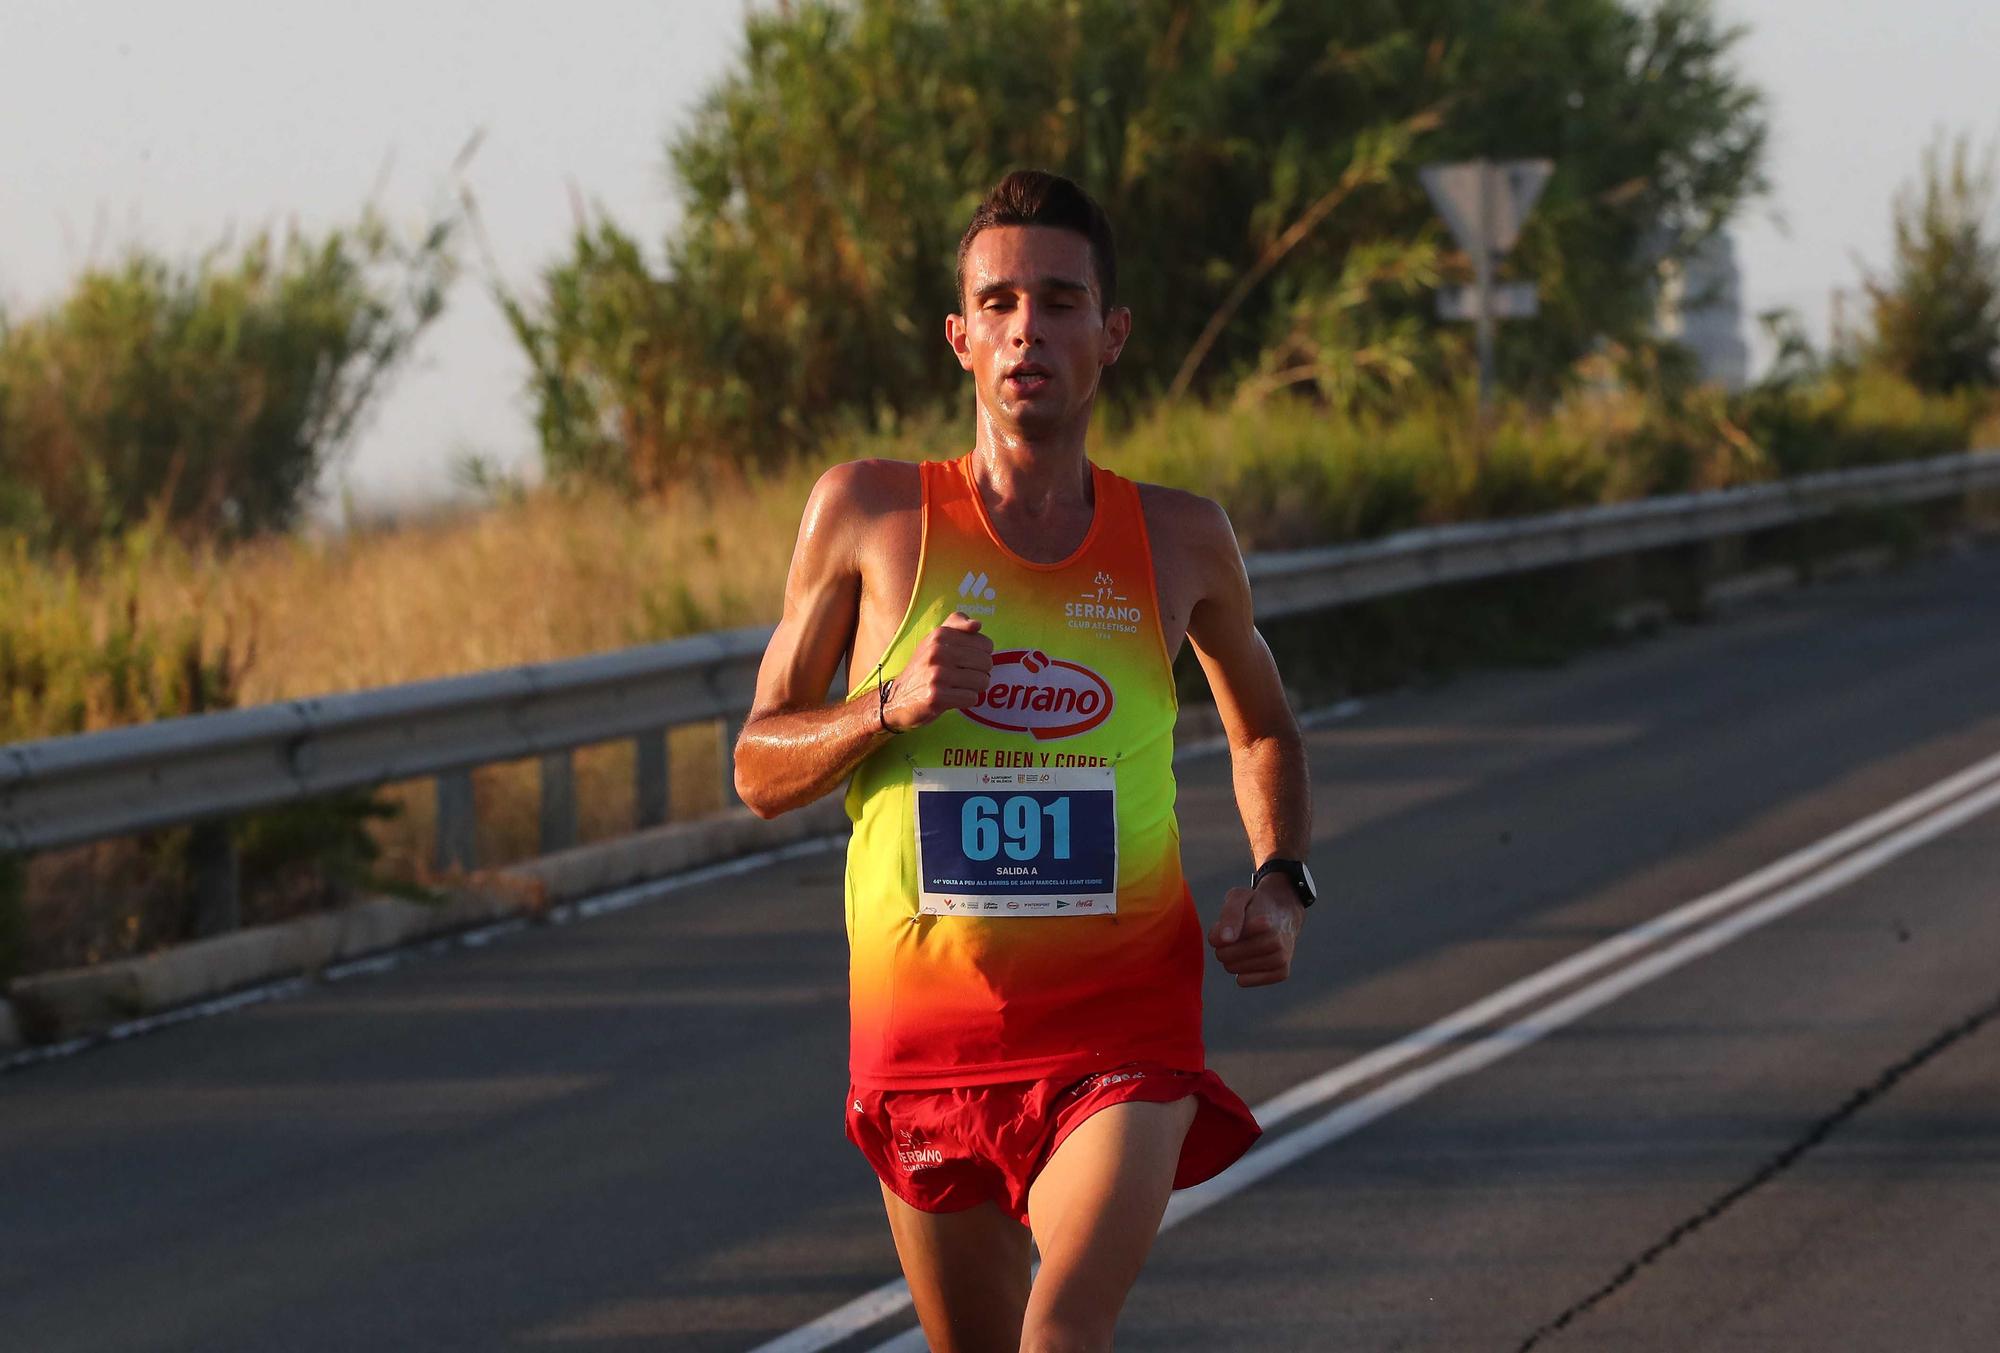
(1065, 569, 1142, 636)
(957, 570, 998, 617)
(963, 649, 1114, 740)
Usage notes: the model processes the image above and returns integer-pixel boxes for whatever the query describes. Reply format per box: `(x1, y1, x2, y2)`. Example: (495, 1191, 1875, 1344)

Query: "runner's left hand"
(1207, 877, 1305, 988)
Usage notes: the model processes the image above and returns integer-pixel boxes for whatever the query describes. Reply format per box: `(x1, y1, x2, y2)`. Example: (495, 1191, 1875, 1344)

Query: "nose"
(1009, 299, 1046, 349)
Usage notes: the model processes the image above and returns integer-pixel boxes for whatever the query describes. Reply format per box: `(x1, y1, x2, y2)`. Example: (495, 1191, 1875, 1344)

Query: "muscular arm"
(1184, 498, 1311, 867)
(734, 461, 995, 819)
(732, 463, 893, 819)
(1181, 495, 1314, 985)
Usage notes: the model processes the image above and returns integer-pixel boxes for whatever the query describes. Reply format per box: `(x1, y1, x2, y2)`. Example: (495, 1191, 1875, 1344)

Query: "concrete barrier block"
(1810, 545, 1895, 583)
(1702, 564, 1802, 611)
(510, 798, 850, 903)
(3, 800, 852, 1046)
(9, 960, 149, 1043)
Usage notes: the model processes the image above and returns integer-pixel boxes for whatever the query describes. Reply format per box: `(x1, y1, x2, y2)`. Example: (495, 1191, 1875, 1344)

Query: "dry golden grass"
(212, 465, 813, 698)
(188, 458, 873, 880)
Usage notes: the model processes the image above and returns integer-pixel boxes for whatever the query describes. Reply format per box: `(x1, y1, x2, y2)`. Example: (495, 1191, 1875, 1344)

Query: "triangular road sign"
(1490, 159, 1552, 254)
(1419, 162, 1485, 257)
(1420, 158, 1554, 259)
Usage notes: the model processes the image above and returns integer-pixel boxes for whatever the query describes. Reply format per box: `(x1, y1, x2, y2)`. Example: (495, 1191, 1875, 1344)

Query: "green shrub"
(504, 0, 1770, 486)
(0, 204, 457, 558)
(1861, 128, 2000, 393)
(1731, 362, 1986, 476)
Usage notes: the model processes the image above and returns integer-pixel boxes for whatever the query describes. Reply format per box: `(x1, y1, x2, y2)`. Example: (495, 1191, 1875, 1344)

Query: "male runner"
(734, 170, 1314, 1352)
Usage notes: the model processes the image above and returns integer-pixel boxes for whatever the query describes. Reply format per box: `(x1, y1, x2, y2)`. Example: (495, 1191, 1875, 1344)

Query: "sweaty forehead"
(962, 225, 1099, 300)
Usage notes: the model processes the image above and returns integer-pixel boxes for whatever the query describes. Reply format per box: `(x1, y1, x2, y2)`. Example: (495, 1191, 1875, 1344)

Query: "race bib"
(913, 766, 1117, 916)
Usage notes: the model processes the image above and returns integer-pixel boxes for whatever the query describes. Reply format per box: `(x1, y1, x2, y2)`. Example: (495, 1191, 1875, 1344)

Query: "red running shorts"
(844, 1060, 1262, 1227)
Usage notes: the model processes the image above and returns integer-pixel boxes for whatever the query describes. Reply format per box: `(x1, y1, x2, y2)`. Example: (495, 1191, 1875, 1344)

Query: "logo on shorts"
(894, 1127, 946, 1172)
(963, 650, 1113, 740)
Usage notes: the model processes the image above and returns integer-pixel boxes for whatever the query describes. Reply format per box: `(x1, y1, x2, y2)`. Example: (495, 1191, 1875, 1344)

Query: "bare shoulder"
(1134, 481, 1250, 653)
(1135, 480, 1241, 562)
(794, 458, 921, 562)
(805, 457, 922, 522)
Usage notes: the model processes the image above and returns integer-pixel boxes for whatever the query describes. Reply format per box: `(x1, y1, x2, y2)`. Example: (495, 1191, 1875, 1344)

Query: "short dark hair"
(956, 169, 1117, 315)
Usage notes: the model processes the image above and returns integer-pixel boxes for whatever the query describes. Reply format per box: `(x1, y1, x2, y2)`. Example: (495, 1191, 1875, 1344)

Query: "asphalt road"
(4, 537, 1999, 1352)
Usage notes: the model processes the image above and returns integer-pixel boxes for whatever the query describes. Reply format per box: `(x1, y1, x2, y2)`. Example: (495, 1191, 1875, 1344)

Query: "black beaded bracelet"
(878, 677, 898, 733)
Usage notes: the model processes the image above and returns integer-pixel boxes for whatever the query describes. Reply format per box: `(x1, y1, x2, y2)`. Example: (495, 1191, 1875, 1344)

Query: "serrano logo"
(965, 649, 1114, 740)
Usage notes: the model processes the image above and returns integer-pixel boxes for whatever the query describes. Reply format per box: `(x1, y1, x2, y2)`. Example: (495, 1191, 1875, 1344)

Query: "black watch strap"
(1252, 856, 1317, 908)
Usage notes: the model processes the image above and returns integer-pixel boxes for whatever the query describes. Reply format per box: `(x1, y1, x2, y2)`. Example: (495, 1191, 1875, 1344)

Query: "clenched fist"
(882, 611, 994, 732)
(1207, 877, 1305, 987)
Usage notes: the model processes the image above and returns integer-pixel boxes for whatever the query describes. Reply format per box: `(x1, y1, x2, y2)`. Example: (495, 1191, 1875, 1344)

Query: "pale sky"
(3, 0, 1997, 519)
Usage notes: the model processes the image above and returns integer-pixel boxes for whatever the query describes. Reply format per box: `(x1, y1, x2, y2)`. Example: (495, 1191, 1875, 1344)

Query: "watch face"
(1258, 859, 1315, 903)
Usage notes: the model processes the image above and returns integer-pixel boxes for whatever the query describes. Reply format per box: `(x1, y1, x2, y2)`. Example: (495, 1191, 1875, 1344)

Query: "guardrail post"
(1968, 461, 2000, 533)
(1668, 531, 1747, 616)
(0, 851, 25, 984)
(434, 769, 477, 873)
(1702, 532, 1746, 584)
(186, 818, 240, 937)
(538, 751, 578, 854)
(634, 730, 668, 830)
(720, 717, 744, 808)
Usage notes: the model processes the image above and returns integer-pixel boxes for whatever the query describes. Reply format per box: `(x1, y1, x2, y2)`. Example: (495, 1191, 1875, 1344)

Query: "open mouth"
(1003, 363, 1052, 396)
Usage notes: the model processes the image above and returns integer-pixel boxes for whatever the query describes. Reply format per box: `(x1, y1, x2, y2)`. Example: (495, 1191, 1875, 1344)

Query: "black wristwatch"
(1252, 857, 1317, 908)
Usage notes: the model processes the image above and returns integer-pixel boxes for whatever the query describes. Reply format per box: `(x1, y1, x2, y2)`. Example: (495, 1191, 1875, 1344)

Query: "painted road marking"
(749, 747, 2000, 1353)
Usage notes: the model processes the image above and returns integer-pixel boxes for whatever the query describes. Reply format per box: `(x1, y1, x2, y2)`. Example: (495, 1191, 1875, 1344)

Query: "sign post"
(1419, 158, 1553, 422)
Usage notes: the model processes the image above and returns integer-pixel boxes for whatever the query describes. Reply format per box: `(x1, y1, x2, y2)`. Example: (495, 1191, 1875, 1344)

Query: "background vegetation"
(1856, 128, 2000, 394)
(0, 205, 459, 557)
(0, 202, 461, 982)
(496, 0, 1769, 488)
(3, 1, 1998, 986)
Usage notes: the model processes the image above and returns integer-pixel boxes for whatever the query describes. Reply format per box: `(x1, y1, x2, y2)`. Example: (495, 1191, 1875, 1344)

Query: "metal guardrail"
(4, 450, 1997, 868)
(1247, 450, 2000, 617)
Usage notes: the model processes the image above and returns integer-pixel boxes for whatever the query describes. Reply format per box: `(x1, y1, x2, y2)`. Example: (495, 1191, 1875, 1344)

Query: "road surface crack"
(1513, 986, 2000, 1351)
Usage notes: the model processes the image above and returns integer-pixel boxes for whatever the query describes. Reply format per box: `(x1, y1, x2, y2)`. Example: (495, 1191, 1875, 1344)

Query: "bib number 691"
(961, 794, 1070, 862)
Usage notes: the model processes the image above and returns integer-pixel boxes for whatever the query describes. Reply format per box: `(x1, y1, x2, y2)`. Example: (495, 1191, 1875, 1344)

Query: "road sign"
(1418, 157, 1556, 422)
(1437, 281, 1540, 322)
(1419, 159, 1553, 259)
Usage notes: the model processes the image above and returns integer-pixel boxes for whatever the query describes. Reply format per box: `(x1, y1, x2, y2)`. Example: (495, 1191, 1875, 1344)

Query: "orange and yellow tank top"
(842, 452, 1206, 1089)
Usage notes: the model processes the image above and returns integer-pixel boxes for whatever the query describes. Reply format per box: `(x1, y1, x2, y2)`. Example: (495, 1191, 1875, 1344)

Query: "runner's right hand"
(881, 611, 993, 731)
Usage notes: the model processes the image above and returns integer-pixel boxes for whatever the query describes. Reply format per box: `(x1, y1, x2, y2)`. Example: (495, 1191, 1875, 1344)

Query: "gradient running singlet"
(842, 453, 1206, 1089)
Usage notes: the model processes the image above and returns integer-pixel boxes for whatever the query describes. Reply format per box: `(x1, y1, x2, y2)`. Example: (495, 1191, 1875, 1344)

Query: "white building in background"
(1652, 228, 1752, 390)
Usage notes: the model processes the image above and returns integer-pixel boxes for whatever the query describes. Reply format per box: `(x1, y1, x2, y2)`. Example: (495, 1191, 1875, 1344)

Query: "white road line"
(1161, 769, 2000, 1229)
(746, 1277, 918, 1353)
(748, 748, 2000, 1353)
(1240, 742, 2000, 1137)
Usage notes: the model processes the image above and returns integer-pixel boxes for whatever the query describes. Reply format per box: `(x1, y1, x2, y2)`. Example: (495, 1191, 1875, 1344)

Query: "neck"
(968, 401, 1094, 510)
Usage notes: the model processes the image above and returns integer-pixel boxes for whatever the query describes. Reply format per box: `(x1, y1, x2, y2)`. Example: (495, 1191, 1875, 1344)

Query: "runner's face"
(949, 225, 1130, 435)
